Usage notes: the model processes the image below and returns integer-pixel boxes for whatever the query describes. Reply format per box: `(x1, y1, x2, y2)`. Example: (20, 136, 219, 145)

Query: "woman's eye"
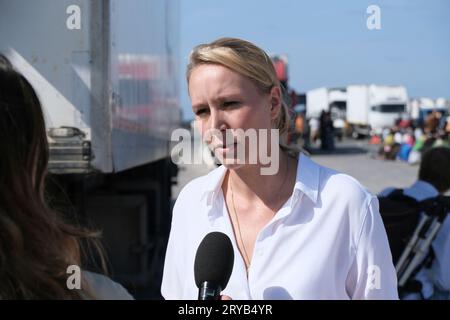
(195, 109, 209, 116)
(223, 101, 239, 107)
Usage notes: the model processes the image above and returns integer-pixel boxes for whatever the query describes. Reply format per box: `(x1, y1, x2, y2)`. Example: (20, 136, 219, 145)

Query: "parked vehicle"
(347, 85, 408, 137)
(306, 87, 347, 140)
(0, 0, 180, 297)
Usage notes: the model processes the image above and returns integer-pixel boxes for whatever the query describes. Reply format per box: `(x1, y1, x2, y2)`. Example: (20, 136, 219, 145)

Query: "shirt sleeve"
(160, 194, 184, 300)
(83, 271, 134, 300)
(346, 196, 399, 300)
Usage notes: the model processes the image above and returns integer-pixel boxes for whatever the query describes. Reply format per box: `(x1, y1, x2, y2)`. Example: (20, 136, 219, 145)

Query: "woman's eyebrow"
(192, 102, 208, 110)
(192, 93, 243, 109)
(216, 93, 241, 102)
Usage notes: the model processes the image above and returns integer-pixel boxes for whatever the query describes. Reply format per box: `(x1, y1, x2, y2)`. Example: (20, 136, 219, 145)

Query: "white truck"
(347, 85, 408, 137)
(0, 0, 180, 297)
(306, 87, 347, 140)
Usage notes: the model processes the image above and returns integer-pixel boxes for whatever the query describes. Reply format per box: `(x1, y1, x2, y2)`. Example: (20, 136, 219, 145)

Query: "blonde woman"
(162, 38, 398, 300)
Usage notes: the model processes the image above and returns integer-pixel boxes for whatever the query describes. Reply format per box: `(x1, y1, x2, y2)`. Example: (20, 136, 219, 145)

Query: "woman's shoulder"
(82, 271, 134, 300)
(315, 164, 379, 246)
(318, 164, 373, 203)
(177, 165, 226, 202)
(315, 162, 376, 231)
(299, 154, 372, 205)
(171, 165, 226, 223)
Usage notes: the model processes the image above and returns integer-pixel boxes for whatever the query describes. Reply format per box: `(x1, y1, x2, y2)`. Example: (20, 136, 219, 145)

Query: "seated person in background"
(379, 147, 450, 299)
(0, 54, 133, 299)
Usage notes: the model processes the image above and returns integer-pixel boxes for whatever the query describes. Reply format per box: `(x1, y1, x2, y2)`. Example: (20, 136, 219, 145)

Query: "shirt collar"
(200, 152, 320, 208)
(294, 152, 320, 205)
(200, 165, 227, 207)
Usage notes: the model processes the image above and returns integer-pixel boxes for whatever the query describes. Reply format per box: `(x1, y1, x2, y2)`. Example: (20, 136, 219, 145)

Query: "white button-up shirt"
(162, 153, 398, 299)
(380, 180, 450, 299)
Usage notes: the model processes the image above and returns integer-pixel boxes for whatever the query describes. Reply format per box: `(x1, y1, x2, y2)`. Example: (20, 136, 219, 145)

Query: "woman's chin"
(213, 152, 246, 170)
(220, 161, 245, 171)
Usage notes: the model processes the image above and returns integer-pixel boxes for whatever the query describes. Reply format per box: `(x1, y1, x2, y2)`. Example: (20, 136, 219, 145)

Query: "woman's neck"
(226, 150, 297, 207)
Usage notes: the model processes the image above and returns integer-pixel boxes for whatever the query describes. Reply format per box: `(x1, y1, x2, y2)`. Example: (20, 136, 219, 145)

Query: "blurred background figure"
(319, 110, 335, 151)
(309, 117, 320, 146)
(379, 147, 450, 300)
(424, 111, 441, 135)
(0, 55, 132, 300)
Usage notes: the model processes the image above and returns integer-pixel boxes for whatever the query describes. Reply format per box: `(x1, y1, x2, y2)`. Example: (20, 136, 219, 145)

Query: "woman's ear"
(269, 86, 282, 120)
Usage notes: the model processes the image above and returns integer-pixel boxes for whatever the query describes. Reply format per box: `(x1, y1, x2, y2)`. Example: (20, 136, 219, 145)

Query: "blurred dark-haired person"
(379, 147, 450, 299)
(0, 54, 133, 299)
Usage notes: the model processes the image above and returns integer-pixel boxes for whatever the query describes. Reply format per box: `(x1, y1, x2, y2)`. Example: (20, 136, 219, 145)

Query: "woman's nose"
(202, 110, 227, 145)
(210, 109, 227, 132)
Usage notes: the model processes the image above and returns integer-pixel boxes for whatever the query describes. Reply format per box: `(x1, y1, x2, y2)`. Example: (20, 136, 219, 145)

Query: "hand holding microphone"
(194, 232, 234, 300)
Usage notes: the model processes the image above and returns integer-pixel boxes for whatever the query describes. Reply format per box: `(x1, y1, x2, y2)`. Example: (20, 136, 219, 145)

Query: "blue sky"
(179, 0, 450, 121)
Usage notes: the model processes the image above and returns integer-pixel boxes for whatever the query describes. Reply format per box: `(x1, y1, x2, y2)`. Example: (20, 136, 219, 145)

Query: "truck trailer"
(306, 87, 347, 140)
(346, 85, 408, 137)
(0, 0, 180, 298)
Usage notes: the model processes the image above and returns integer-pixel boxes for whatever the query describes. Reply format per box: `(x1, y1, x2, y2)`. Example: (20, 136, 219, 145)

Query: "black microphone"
(194, 232, 234, 300)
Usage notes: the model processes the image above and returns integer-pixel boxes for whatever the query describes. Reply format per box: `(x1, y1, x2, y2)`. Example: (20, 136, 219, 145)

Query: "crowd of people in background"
(373, 111, 450, 164)
(290, 107, 450, 166)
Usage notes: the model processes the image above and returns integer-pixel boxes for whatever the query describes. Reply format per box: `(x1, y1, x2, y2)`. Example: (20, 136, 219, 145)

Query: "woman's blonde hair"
(186, 37, 293, 149)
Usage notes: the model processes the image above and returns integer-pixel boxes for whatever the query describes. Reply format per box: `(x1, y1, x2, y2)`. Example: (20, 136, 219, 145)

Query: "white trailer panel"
(306, 87, 328, 118)
(346, 85, 369, 125)
(0, 0, 180, 173)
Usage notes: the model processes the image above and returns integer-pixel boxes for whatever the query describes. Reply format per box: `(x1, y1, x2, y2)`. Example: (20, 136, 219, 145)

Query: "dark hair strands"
(0, 54, 107, 299)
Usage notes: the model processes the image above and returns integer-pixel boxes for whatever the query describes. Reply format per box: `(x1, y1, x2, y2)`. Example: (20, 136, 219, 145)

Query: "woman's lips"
(213, 142, 238, 153)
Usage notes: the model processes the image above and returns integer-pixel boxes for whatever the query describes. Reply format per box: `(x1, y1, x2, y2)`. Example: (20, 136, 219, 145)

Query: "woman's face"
(188, 64, 281, 168)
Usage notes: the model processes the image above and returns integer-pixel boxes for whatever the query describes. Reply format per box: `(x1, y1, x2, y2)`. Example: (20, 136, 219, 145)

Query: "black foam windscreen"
(194, 232, 234, 289)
